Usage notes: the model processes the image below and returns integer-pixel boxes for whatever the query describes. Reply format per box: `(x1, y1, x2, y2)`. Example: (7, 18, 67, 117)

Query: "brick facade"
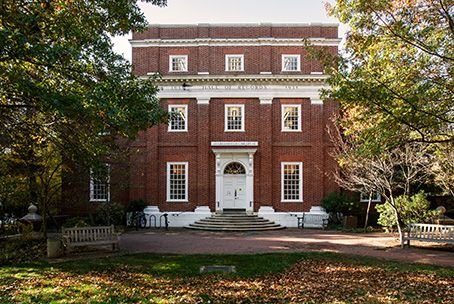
(126, 24, 340, 213)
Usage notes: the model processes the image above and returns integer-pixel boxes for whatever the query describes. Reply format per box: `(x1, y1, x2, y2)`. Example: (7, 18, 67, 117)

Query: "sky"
(112, 0, 344, 62)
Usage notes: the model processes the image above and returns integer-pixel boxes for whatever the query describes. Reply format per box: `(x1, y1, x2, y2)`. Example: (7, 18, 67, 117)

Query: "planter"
(47, 238, 63, 258)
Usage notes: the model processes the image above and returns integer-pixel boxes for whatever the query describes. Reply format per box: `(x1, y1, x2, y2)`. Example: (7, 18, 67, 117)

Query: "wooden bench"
(62, 225, 119, 252)
(297, 213, 329, 229)
(403, 223, 454, 247)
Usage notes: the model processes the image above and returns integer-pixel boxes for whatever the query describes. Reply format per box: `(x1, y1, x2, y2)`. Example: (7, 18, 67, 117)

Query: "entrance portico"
(212, 143, 257, 213)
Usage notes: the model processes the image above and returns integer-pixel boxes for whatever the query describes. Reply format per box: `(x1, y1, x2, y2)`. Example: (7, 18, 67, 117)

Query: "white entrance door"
(222, 175, 247, 209)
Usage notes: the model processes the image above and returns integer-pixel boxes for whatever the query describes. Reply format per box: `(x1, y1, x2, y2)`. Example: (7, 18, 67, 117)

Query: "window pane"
(283, 164, 301, 201)
(283, 56, 299, 71)
(171, 56, 187, 71)
(90, 164, 110, 201)
(169, 106, 186, 130)
(227, 56, 243, 71)
(226, 106, 243, 130)
(283, 106, 299, 130)
(169, 163, 187, 200)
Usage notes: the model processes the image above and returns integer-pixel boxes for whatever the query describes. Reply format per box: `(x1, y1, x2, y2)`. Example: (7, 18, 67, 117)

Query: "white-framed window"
(224, 104, 245, 132)
(282, 55, 301, 72)
(281, 162, 303, 202)
(169, 55, 188, 72)
(168, 105, 188, 132)
(89, 164, 110, 202)
(360, 192, 382, 202)
(225, 54, 244, 72)
(167, 162, 188, 202)
(282, 105, 302, 132)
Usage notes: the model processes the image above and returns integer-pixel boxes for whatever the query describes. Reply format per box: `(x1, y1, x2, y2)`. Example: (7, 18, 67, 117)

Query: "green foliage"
(321, 192, 358, 214)
(321, 192, 358, 224)
(126, 199, 147, 212)
(94, 203, 125, 226)
(324, 0, 453, 196)
(376, 192, 439, 231)
(0, 238, 46, 265)
(0, 0, 168, 227)
(62, 217, 90, 228)
(326, 0, 453, 147)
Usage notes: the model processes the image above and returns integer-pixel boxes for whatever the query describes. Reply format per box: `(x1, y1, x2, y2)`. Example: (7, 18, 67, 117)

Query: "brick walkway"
(120, 228, 454, 267)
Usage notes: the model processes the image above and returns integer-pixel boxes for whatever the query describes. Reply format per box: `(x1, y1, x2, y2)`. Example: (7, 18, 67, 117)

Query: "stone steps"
(185, 212, 285, 231)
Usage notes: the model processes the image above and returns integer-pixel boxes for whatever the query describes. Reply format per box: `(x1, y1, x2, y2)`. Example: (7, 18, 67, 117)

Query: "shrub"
(0, 238, 46, 265)
(94, 203, 125, 226)
(62, 217, 90, 228)
(376, 191, 439, 232)
(321, 192, 358, 224)
(126, 199, 147, 212)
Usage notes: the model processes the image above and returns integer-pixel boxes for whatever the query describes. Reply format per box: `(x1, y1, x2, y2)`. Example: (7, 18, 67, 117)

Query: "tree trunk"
(390, 200, 405, 247)
(364, 193, 372, 232)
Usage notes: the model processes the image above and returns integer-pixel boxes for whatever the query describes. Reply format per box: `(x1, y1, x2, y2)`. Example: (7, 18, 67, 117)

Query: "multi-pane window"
(225, 104, 245, 131)
(282, 105, 301, 131)
(168, 105, 187, 132)
(169, 55, 188, 72)
(281, 162, 303, 202)
(167, 162, 188, 202)
(360, 192, 382, 202)
(282, 55, 301, 71)
(90, 164, 110, 202)
(225, 55, 244, 71)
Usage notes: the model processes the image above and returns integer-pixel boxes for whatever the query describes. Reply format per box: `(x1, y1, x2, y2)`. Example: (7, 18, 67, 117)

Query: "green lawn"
(1, 252, 453, 303)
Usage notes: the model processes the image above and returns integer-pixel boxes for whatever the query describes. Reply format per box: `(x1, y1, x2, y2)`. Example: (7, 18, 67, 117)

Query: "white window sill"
(281, 200, 304, 203)
(168, 129, 188, 133)
(167, 200, 189, 203)
(281, 129, 302, 132)
(224, 129, 245, 132)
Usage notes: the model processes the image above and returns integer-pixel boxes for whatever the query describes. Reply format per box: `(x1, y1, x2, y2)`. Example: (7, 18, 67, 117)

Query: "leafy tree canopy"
(0, 0, 167, 161)
(0, 0, 167, 212)
(325, 0, 453, 149)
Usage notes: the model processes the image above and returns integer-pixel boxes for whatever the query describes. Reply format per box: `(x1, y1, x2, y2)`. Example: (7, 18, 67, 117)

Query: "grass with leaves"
(1, 252, 453, 303)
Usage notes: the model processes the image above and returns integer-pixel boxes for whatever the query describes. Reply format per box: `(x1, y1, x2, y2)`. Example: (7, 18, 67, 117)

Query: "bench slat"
(404, 223, 454, 246)
(62, 225, 118, 251)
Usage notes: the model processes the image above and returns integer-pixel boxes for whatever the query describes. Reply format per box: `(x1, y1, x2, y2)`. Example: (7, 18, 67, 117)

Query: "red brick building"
(120, 23, 341, 226)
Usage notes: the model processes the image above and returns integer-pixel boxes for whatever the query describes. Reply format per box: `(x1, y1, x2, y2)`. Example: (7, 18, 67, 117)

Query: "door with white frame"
(222, 162, 248, 210)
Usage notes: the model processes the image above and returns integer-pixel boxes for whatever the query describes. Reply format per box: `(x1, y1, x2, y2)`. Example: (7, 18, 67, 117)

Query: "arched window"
(224, 162, 246, 174)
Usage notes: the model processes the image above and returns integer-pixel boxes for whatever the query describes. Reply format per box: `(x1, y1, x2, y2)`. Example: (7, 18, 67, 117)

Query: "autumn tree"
(0, 0, 167, 227)
(330, 118, 432, 245)
(323, 0, 453, 197)
(326, 0, 453, 145)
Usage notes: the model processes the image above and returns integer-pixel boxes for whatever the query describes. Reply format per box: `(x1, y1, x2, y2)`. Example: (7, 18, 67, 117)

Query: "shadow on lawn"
(1, 252, 454, 303)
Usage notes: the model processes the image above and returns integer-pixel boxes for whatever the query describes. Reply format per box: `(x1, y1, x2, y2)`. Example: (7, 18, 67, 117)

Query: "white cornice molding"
(212, 141, 258, 147)
(156, 83, 327, 105)
(147, 23, 339, 28)
(130, 37, 341, 48)
(145, 74, 329, 84)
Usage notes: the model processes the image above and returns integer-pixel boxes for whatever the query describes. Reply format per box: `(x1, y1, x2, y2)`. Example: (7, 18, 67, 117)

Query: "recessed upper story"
(131, 23, 340, 77)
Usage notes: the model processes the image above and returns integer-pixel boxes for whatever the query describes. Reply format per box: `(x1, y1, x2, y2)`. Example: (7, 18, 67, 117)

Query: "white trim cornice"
(131, 37, 341, 48)
(146, 74, 329, 83)
(147, 23, 339, 28)
(211, 142, 258, 147)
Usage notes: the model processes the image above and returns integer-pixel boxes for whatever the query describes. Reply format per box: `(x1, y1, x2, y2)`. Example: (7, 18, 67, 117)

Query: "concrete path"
(120, 228, 454, 267)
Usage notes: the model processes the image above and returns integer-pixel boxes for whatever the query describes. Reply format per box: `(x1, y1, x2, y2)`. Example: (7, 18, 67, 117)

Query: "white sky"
(112, 0, 344, 62)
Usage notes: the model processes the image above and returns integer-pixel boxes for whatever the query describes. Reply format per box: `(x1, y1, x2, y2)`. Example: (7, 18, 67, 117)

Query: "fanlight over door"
(224, 162, 246, 175)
